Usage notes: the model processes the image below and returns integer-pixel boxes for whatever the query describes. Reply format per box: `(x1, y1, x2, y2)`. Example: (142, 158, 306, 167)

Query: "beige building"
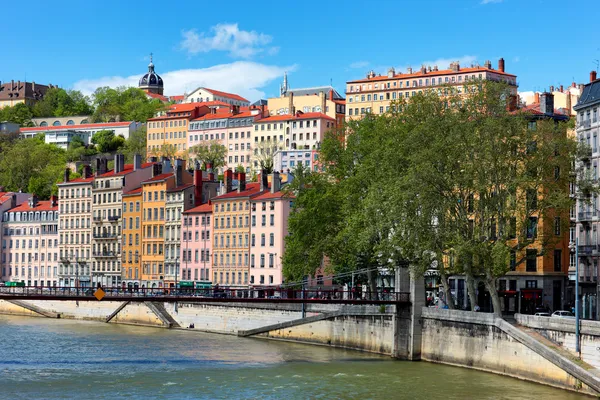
(520, 83, 583, 116)
(32, 116, 91, 127)
(269, 73, 345, 127)
(184, 87, 249, 107)
(0, 80, 50, 109)
(345, 58, 517, 120)
(91, 155, 154, 287)
(57, 166, 94, 288)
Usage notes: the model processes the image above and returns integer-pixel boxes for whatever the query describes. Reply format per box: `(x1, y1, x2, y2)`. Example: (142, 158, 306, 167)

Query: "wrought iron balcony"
(578, 245, 597, 255)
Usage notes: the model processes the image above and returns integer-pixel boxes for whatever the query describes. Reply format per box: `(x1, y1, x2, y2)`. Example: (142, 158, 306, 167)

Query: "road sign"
(94, 288, 105, 301)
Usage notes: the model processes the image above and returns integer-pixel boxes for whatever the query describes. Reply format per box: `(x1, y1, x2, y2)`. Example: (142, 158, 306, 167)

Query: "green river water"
(0, 314, 588, 399)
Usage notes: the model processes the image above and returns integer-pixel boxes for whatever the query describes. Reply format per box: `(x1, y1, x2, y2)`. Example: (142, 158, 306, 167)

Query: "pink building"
(180, 203, 212, 285)
(1, 196, 59, 286)
(249, 172, 292, 287)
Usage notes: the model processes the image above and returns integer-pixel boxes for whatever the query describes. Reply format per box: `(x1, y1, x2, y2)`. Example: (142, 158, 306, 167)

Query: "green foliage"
(91, 130, 125, 153)
(31, 88, 93, 118)
(65, 135, 97, 162)
(0, 103, 34, 126)
(189, 140, 227, 171)
(122, 127, 147, 163)
(0, 136, 66, 198)
(235, 165, 246, 173)
(91, 87, 163, 123)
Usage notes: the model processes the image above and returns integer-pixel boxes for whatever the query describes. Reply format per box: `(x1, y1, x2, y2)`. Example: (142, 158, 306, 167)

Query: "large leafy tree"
(91, 130, 125, 153)
(91, 87, 163, 123)
(284, 81, 581, 314)
(0, 103, 34, 126)
(253, 140, 283, 174)
(31, 88, 93, 117)
(189, 140, 227, 171)
(122, 126, 148, 162)
(0, 135, 66, 198)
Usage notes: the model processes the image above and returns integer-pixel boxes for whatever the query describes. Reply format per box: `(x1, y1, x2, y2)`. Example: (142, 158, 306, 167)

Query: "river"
(0, 314, 588, 399)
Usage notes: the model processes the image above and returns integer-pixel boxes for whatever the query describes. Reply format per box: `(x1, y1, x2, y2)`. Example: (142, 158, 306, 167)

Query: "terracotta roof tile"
(123, 187, 143, 196)
(142, 173, 174, 183)
(204, 88, 249, 103)
(184, 203, 213, 213)
(9, 200, 57, 212)
(212, 182, 264, 200)
(252, 190, 295, 201)
(347, 65, 516, 84)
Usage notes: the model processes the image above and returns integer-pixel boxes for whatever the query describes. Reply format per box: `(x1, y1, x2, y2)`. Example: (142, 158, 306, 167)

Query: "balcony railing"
(578, 245, 597, 255)
(108, 216, 120, 222)
(578, 211, 595, 221)
(93, 233, 117, 239)
(93, 252, 118, 258)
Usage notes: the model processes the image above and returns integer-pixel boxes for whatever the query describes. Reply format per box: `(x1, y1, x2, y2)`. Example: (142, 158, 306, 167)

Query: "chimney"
(237, 172, 246, 193)
(206, 162, 215, 181)
(162, 158, 172, 173)
(540, 92, 554, 115)
(95, 157, 107, 176)
(319, 91, 326, 115)
(560, 85, 564, 92)
(498, 58, 505, 72)
(63, 167, 70, 183)
(50, 195, 58, 207)
(566, 93, 572, 114)
(224, 168, 233, 193)
(534, 92, 540, 104)
(114, 154, 122, 173)
(194, 166, 203, 206)
(484, 60, 491, 69)
(174, 159, 183, 187)
(271, 171, 280, 194)
(30, 194, 38, 208)
(288, 92, 294, 115)
(133, 154, 142, 171)
(260, 169, 269, 192)
(83, 165, 93, 179)
(550, 85, 554, 92)
(329, 89, 334, 101)
(152, 163, 162, 178)
(10, 80, 14, 91)
(591, 71, 598, 83)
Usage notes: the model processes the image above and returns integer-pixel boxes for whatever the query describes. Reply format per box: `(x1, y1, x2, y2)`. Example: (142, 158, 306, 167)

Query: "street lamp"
(569, 239, 581, 356)
(174, 256, 180, 313)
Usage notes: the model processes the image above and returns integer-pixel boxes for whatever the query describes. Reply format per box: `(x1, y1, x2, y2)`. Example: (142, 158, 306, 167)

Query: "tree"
(91, 130, 125, 153)
(283, 81, 583, 315)
(65, 135, 97, 162)
(0, 135, 66, 198)
(31, 87, 93, 118)
(91, 86, 164, 123)
(253, 140, 283, 174)
(154, 143, 178, 161)
(0, 103, 34, 126)
(122, 127, 147, 162)
(189, 140, 227, 171)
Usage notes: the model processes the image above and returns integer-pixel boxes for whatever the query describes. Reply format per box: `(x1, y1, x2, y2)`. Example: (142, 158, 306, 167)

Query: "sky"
(3, 0, 599, 102)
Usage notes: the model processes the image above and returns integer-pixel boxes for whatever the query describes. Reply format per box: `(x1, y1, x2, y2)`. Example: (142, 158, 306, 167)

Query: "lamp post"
(569, 239, 581, 356)
(174, 256, 180, 312)
(75, 256, 79, 296)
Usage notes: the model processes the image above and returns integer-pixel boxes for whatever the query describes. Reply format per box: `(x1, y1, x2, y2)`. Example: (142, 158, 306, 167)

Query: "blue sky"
(3, 0, 599, 101)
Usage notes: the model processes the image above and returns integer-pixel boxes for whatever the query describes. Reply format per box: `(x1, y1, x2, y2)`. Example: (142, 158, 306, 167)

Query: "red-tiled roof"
(169, 101, 229, 112)
(517, 103, 569, 117)
(347, 65, 516, 84)
(191, 109, 256, 123)
(142, 173, 174, 183)
(167, 184, 193, 192)
(184, 203, 212, 213)
(212, 182, 264, 200)
(9, 200, 57, 212)
(97, 162, 154, 178)
(170, 95, 185, 101)
(123, 187, 143, 196)
(145, 91, 170, 102)
(21, 122, 133, 132)
(252, 190, 295, 201)
(58, 176, 94, 185)
(257, 112, 335, 123)
(204, 88, 249, 103)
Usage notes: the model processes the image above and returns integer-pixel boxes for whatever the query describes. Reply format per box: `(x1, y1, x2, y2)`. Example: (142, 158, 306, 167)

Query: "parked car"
(551, 310, 574, 318)
(534, 312, 551, 317)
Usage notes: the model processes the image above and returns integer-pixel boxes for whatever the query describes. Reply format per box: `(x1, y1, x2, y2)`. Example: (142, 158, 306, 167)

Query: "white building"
(273, 149, 320, 173)
(19, 121, 142, 149)
(184, 87, 249, 107)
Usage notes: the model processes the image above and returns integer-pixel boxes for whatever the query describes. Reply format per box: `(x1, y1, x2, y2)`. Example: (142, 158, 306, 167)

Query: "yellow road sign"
(94, 288, 106, 301)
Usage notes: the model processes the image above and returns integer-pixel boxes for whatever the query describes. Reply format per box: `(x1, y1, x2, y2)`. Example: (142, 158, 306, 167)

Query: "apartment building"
(91, 155, 154, 288)
(345, 58, 517, 120)
(0, 196, 59, 286)
(0, 192, 32, 283)
(57, 166, 94, 287)
(184, 87, 249, 107)
(249, 172, 292, 286)
(181, 203, 213, 285)
(122, 187, 143, 288)
(573, 70, 600, 317)
(0, 80, 50, 109)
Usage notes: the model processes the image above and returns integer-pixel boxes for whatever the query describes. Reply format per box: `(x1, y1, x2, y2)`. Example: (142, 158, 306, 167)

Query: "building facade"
(0, 81, 50, 109)
(273, 149, 320, 172)
(1, 196, 59, 286)
(20, 122, 142, 149)
(122, 188, 143, 289)
(57, 166, 94, 288)
(184, 87, 249, 107)
(573, 71, 600, 318)
(345, 58, 517, 120)
(181, 204, 213, 285)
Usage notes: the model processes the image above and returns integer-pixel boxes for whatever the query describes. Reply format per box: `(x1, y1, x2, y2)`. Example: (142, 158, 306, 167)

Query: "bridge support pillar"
(393, 267, 424, 360)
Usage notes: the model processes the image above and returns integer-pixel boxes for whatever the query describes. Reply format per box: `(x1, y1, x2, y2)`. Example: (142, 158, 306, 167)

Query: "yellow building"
(345, 58, 517, 120)
(268, 73, 346, 128)
(0, 81, 50, 109)
(122, 187, 143, 288)
(140, 167, 175, 288)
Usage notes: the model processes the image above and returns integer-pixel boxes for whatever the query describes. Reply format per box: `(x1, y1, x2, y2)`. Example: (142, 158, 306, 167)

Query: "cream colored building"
(57, 166, 94, 287)
(184, 87, 249, 107)
(520, 83, 583, 116)
(345, 58, 517, 120)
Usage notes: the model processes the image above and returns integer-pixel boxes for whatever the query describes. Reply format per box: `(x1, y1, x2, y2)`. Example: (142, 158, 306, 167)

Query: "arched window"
(52, 120, 61, 126)
(40, 121, 48, 127)
(80, 119, 88, 124)
(66, 120, 74, 125)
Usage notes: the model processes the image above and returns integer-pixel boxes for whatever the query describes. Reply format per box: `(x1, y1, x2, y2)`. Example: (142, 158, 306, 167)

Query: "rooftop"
(258, 112, 335, 123)
(21, 121, 134, 133)
(123, 187, 143, 196)
(97, 162, 154, 178)
(284, 86, 344, 100)
(184, 203, 213, 214)
(574, 78, 600, 111)
(141, 173, 175, 184)
(203, 88, 249, 103)
(9, 200, 57, 212)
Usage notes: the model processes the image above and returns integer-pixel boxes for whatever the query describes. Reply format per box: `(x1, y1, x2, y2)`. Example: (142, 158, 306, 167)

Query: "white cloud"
(72, 61, 295, 101)
(513, 56, 520, 63)
(349, 61, 369, 69)
(180, 24, 275, 58)
(481, 0, 503, 4)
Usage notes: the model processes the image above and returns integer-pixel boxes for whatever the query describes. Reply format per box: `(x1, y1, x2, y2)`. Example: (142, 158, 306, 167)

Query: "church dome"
(138, 54, 164, 95)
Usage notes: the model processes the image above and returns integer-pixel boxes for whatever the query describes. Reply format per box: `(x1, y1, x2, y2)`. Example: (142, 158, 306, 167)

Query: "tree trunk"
(465, 271, 478, 311)
(439, 269, 455, 310)
(366, 267, 379, 301)
(484, 272, 503, 318)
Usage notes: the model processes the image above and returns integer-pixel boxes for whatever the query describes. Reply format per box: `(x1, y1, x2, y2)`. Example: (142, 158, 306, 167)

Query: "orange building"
(122, 187, 143, 289)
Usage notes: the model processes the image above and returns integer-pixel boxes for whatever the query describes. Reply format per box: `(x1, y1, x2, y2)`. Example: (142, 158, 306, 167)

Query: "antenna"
(595, 59, 599, 73)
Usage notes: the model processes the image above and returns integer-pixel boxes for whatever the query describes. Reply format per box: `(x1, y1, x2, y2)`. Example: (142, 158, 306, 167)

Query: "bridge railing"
(0, 285, 410, 303)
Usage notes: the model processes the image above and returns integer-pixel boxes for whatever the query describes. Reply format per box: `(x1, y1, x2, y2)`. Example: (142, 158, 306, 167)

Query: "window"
(554, 217, 561, 236)
(509, 251, 516, 271)
(526, 249, 537, 272)
(525, 280, 538, 289)
(527, 217, 538, 239)
(269, 233, 274, 246)
(554, 249, 562, 272)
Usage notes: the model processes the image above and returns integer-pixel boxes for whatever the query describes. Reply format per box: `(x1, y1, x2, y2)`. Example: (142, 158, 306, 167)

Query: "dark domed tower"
(138, 53, 164, 95)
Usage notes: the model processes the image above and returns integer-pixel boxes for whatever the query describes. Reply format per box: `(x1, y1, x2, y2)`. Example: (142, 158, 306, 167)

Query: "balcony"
(578, 211, 595, 222)
(580, 120, 592, 129)
(93, 252, 118, 258)
(93, 217, 102, 222)
(93, 233, 117, 239)
(108, 216, 120, 222)
(578, 245, 597, 255)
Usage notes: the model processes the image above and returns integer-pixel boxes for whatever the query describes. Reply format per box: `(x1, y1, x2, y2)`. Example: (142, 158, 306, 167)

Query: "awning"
(179, 281, 194, 288)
